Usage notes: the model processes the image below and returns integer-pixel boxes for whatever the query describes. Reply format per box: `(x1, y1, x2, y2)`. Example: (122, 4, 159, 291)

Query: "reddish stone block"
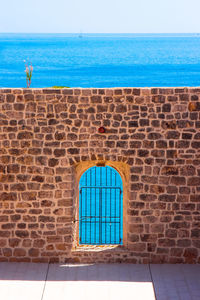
(188, 102, 200, 111)
(127, 233, 139, 242)
(158, 238, 175, 247)
(28, 248, 39, 257)
(128, 243, 146, 251)
(183, 248, 198, 263)
(17, 131, 33, 139)
(0, 239, 7, 247)
(0, 231, 10, 238)
(177, 239, 191, 247)
(0, 192, 17, 201)
(10, 183, 26, 191)
(170, 176, 186, 185)
(13, 248, 26, 257)
(33, 239, 45, 248)
(38, 216, 55, 223)
(15, 231, 29, 238)
(129, 224, 144, 233)
(191, 229, 200, 238)
(3, 248, 12, 257)
(9, 238, 20, 247)
(91, 96, 102, 103)
(187, 177, 200, 186)
(141, 234, 157, 242)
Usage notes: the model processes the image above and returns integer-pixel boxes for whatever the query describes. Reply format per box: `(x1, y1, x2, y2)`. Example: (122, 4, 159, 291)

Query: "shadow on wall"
(0, 262, 152, 282)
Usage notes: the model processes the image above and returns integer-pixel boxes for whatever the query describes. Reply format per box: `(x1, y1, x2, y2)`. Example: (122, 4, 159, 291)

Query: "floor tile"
(43, 264, 155, 300)
(0, 262, 48, 300)
(150, 264, 200, 300)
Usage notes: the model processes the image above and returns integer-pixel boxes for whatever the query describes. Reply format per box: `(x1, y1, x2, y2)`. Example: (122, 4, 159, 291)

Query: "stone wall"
(0, 87, 200, 263)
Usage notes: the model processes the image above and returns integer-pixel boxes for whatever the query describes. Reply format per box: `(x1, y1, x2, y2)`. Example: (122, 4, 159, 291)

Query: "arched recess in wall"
(73, 160, 129, 248)
(78, 166, 123, 245)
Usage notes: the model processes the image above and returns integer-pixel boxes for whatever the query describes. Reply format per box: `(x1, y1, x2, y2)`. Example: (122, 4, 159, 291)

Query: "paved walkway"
(0, 263, 199, 300)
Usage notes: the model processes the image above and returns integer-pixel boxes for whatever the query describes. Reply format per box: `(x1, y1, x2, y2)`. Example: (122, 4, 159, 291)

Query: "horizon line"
(0, 32, 200, 34)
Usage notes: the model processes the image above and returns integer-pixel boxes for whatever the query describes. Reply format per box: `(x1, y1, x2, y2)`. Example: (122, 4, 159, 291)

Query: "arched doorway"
(79, 166, 123, 245)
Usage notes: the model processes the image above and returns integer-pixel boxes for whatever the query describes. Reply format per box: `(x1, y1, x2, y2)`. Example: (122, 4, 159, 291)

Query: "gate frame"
(72, 160, 130, 249)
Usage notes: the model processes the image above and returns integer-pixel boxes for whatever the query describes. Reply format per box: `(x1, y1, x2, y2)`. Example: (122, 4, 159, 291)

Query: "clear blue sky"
(0, 0, 200, 33)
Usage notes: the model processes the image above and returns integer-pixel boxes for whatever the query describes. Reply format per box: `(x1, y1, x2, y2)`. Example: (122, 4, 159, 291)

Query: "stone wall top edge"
(0, 86, 200, 91)
(1, 87, 200, 97)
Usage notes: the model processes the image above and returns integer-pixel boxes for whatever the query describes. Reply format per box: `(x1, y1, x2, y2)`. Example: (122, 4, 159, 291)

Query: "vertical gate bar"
(105, 188, 107, 244)
(100, 167, 102, 244)
(86, 171, 88, 244)
(114, 188, 116, 244)
(105, 168, 107, 244)
(119, 188, 121, 244)
(85, 171, 87, 244)
(84, 171, 87, 244)
(85, 188, 87, 243)
(80, 188, 82, 244)
(110, 187, 111, 244)
(95, 167, 96, 244)
(90, 169, 92, 244)
(99, 188, 102, 244)
(114, 173, 116, 244)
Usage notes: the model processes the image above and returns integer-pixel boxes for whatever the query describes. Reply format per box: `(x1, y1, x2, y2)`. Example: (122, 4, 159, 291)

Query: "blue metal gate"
(79, 166, 123, 245)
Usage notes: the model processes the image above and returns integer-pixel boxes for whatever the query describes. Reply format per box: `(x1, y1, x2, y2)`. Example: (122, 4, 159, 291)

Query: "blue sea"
(1, 33, 200, 88)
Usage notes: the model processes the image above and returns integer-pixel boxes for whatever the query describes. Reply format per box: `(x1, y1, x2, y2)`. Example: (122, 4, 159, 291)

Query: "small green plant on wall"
(52, 86, 70, 88)
(24, 60, 33, 88)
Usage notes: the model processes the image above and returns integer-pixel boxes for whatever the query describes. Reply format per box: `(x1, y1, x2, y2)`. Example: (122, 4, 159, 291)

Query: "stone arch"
(72, 157, 130, 248)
